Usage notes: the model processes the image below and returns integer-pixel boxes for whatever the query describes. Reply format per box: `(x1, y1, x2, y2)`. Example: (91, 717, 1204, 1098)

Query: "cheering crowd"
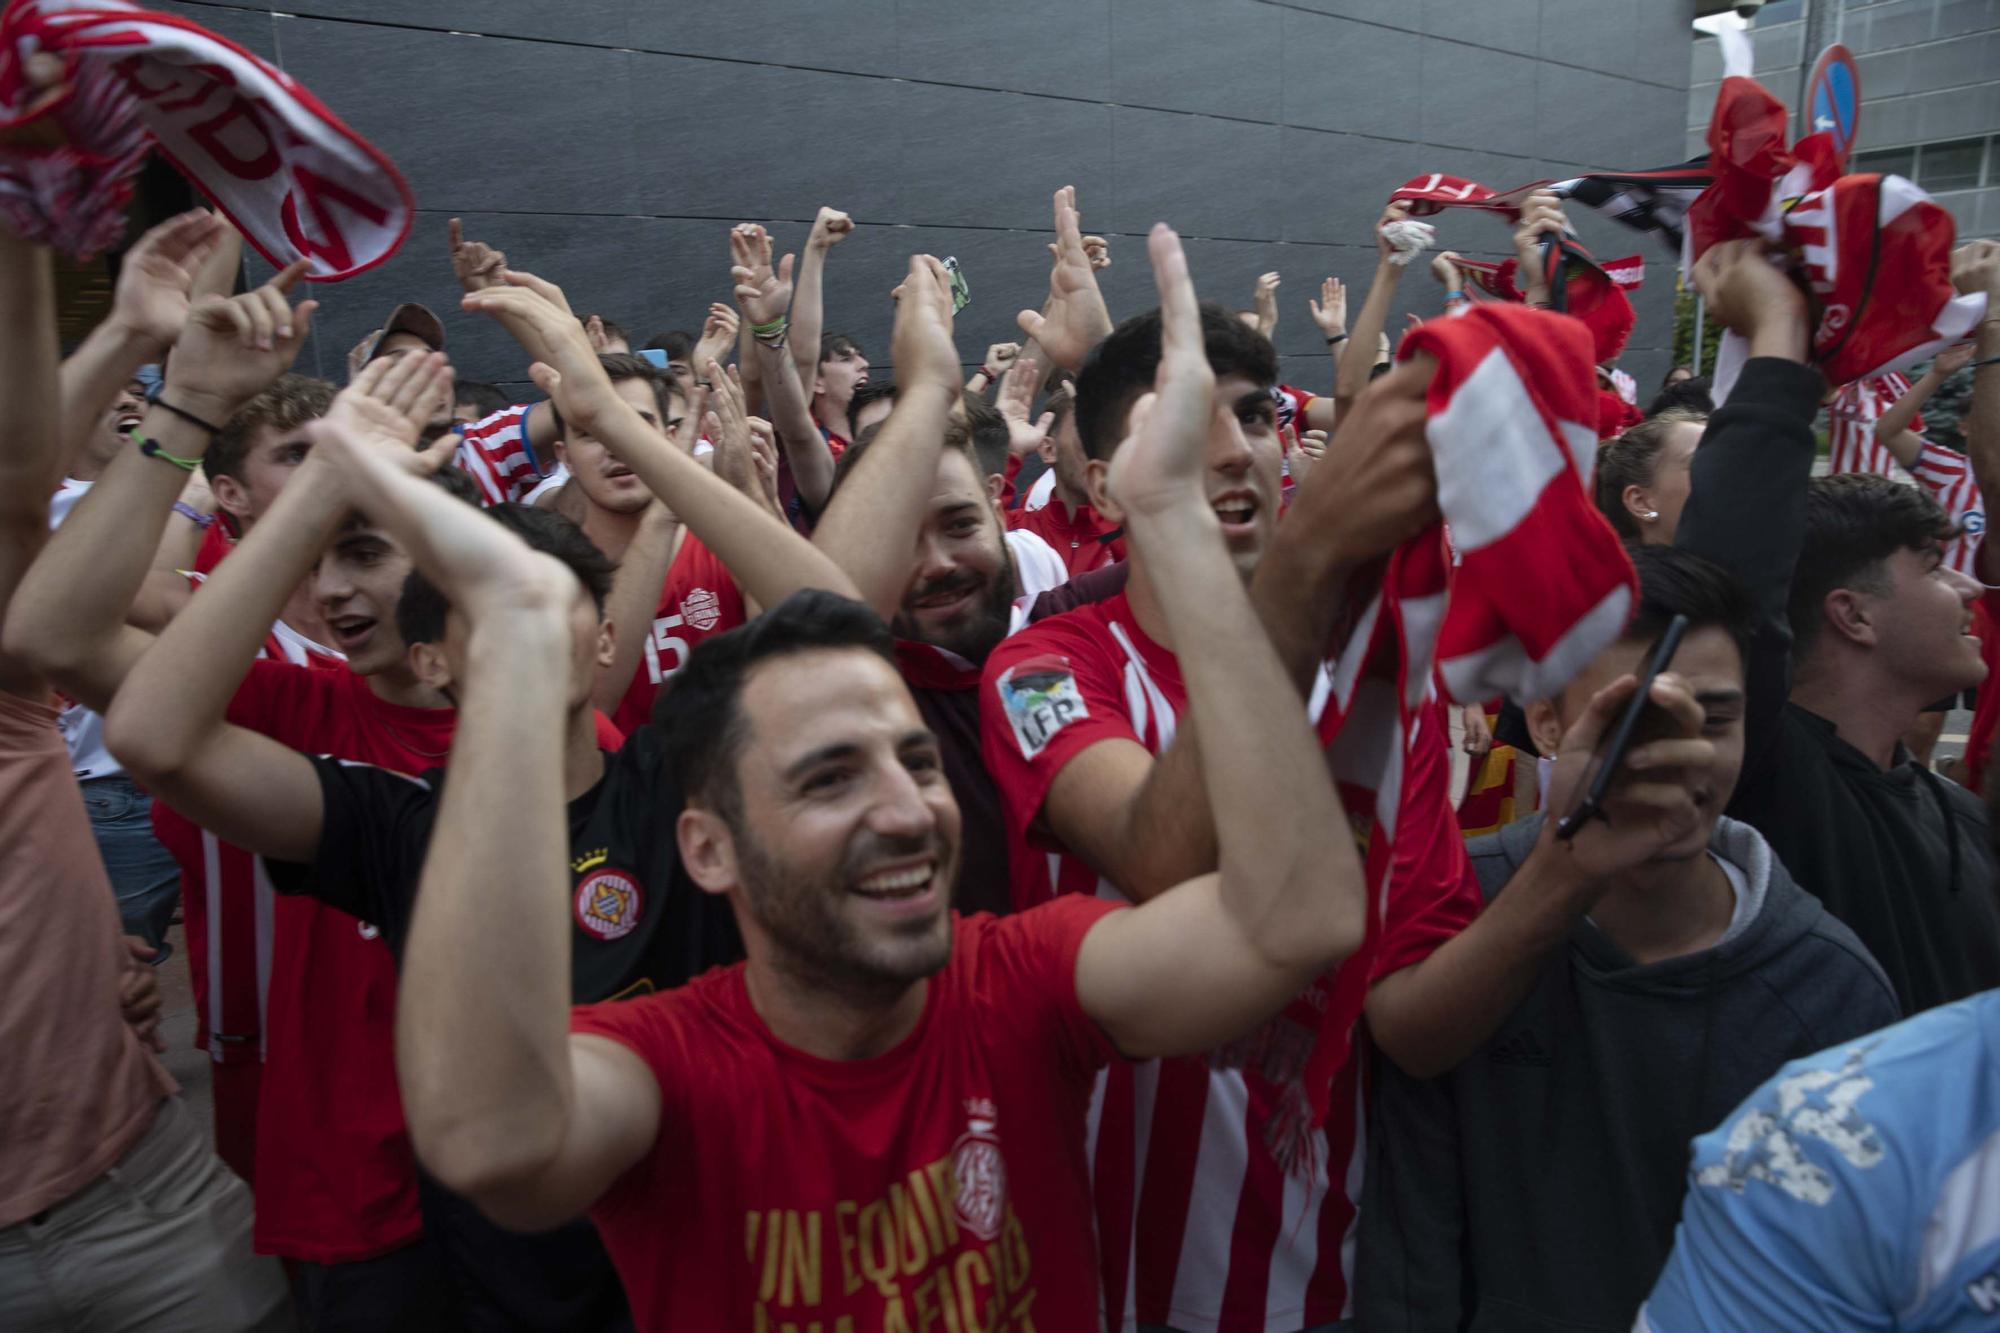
(10, 56, 2000, 1333)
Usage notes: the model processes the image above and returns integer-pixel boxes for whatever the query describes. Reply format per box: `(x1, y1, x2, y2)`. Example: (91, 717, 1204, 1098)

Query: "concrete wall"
(153, 0, 1695, 397)
(1688, 0, 2000, 239)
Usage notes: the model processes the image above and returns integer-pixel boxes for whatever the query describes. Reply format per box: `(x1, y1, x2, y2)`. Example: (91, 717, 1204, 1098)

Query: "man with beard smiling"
(389, 227, 1370, 1333)
(812, 249, 1125, 916)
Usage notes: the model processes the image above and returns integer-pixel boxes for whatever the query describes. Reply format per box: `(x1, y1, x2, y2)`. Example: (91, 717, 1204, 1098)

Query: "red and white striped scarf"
(1285, 304, 1636, 1151)
(0, 0, 411, 276)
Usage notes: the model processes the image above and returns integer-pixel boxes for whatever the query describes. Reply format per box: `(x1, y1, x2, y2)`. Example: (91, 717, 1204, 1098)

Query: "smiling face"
(1086, 371, 1282, 580)
(312, 521, 415, 675)
(890, 449, 1018, 664)
(1867, 544, 1987, 701)
(717, 648, 960, 992)
(556, 377, 681, 517)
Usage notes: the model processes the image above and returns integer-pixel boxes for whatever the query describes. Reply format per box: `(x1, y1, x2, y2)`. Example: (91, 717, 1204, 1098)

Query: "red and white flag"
(1686, 76, 1984, 396)
(0, 0, 412, 277)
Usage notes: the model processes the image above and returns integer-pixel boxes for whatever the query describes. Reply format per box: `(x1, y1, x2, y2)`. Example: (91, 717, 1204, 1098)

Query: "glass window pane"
(1855, 146, 1917, 178)
(1921, 138, 1986, 193)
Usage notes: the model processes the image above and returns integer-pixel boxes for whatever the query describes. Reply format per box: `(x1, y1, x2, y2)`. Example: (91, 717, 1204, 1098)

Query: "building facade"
(100, 0, 1700, 393)
(1688, 0, 2000, 241)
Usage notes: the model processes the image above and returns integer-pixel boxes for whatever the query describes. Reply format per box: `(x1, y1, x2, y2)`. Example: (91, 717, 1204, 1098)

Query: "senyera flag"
(0, 0, 412, 278)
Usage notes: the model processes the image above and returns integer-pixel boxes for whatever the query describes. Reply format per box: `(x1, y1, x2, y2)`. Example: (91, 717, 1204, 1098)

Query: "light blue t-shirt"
(1639, 991, 2000, 1331)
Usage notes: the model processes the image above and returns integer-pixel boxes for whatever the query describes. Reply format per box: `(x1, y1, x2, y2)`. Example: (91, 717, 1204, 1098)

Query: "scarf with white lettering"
(0, 0, 411, 276)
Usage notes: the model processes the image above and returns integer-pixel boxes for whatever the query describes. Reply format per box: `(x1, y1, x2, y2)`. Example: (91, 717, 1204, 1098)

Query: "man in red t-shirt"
(390, 235, 1370, 1333)
(1001, 384, 1127, 577)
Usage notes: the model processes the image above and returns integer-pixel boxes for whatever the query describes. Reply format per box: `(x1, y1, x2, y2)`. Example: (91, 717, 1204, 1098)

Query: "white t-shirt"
(1005, 528, 1068, 602)
(47, 480, 119, 778)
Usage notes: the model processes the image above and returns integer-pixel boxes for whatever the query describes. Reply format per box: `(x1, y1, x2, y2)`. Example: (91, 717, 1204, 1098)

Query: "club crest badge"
(574, 867, 644, 941)
(996, 655, 1088, 760)
(952, 1098, 1007, 1241)
(680, 586, 722, 632)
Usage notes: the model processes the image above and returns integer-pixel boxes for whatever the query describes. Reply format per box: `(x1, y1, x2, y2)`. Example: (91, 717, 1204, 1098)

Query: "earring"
(1643, 510, 1660, 520)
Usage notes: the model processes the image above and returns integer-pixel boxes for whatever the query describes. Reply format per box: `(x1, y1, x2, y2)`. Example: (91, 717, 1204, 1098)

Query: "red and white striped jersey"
(981, 592, 1481, 1330)
(1907, 439, 1986, 577)
(156, 527, 345, 1068)
(1826, 372, 1917, 481)
(454, 402, 545, 506)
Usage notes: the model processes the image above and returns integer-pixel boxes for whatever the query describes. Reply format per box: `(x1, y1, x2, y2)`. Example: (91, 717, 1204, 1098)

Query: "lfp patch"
(575, 868, 645, 941)
(997, 656, 1089, 760)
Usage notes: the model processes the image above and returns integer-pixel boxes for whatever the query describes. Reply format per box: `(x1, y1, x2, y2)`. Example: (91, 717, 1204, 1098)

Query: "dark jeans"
(81, 774, 181, 957)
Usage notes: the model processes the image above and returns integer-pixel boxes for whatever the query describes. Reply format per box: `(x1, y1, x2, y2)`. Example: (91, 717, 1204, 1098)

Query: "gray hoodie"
(1355, 814, 1899, 1333)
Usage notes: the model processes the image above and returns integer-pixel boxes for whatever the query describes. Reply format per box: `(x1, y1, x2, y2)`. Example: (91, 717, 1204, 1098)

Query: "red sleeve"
(568, 990, 694, 1217)
(1000, 453, 1023, 509)
(981, 896, 1127, 1078)
(979, 615, 1139, 848)
(1371, 699, 1482, 980)
(223, 659, 345, 745)
(593, 711, 625, 750)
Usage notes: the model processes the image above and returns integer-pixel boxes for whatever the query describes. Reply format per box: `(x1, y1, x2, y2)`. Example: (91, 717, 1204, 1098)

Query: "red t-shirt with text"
(570, 896, 1123, 1331)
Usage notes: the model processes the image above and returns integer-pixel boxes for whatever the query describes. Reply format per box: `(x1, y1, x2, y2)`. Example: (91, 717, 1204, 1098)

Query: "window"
(1921, 137, 1987, 193)
(1854, 146, 1917, 178)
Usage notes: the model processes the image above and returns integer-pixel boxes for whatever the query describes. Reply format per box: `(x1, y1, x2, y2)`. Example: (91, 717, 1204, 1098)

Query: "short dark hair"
(454, 379, 510, 420)
(1625, 544, 1756, 665)
(820, 333, 863, 364)
(594, 352, 684, 426)
(1595, 409, 1706, 541)
(1646, 375, 1714, 418)
(591, 317, 629, 347)
(646, 330, 694, 362)
(654, 590, 896, 819)
(207, 375, 334, 483)
(1073, 302, 1277, 461)
(396, 504, 617, 648)
(828, 417, 983, 499)
(958, 397, 1010, 480)
(1787, 472, 1959, 659)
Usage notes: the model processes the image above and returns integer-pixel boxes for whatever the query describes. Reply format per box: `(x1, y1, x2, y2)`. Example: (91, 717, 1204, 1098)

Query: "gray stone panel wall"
(153, 0, 1694, 397)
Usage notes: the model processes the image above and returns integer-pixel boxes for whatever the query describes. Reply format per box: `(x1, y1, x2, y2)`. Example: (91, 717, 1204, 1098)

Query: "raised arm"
(0, 224, 60, 698)
(57, 210, 223, 479)
(1252, 270, 1281, 339)
(810, 255, 963, 619)
(1016, 186, 1113, 375)
(1045, 360, 1437, 904)
(5, 262, 318, 712)
(788, 206, 851, 396)
(1073, 226, 1364, 1061)
(730, 226, 836, 513)
(449, 217, 560, 465)
(1871, 345, 1969, 470)
(106, 353, 454, 865)
(358, 428, 659, 1230)
(463, 271, 858, 609)
(1950, 242, 2000, 584)
(1672, 239, 1817, 789)
(1334, 202, 1414, 409)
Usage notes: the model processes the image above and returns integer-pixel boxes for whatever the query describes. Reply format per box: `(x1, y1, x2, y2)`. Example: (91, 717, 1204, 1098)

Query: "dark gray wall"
(153, 0, 1695, 397)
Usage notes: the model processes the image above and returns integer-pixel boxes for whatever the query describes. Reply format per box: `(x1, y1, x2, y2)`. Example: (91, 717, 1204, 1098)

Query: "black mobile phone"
(1553, 613, 1689, 842)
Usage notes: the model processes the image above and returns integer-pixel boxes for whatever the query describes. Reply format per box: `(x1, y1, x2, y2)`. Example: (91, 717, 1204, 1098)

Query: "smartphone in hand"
(1554, 614, 1690, 842)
